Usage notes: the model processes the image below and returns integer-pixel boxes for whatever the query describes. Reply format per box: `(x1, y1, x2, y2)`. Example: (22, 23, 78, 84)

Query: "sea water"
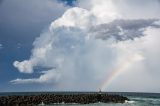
(43, 96, 160, 106)
(42, 97, 160, 106)
(0, 92, 160, 106)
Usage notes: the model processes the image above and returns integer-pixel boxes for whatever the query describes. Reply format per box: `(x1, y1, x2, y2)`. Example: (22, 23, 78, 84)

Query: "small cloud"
(17, 43, 22, 49)
(154, 20, 160, 26)
(0, 44, 3, 49)
(13, 60, 34, 73)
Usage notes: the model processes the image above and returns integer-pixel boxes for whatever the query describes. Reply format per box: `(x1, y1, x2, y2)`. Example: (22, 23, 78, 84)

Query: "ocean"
(0, 92, 160, 106)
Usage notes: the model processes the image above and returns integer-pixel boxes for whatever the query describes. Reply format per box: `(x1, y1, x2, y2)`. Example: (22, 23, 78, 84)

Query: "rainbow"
(100, 53, 144, 91)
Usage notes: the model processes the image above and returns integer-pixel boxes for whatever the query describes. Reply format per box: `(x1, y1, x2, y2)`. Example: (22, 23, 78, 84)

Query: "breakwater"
(0, 93, 129, 106)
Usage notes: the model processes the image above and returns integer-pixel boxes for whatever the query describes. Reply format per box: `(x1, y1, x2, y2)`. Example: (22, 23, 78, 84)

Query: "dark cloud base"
(90, 19, 160, 41)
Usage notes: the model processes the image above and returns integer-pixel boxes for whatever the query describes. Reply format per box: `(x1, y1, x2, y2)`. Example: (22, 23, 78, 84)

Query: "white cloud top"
(51, 7, 96, 29)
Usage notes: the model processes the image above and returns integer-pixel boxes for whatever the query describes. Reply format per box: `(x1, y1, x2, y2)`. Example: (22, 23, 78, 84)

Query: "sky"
(0, 0, 160, 92)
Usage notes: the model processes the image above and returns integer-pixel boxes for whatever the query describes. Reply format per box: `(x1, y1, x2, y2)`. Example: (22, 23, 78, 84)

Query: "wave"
(131, 97, 160, 101)
(125, 100, 135, 104)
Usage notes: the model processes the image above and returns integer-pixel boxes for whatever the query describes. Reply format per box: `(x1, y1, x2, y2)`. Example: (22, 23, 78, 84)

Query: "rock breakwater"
(0, 93, 129, 106)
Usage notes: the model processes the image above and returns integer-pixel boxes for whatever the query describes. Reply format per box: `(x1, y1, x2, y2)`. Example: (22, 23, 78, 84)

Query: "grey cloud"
(0, 0, 68, 27)
(90, 19, 160, 41)
(0, 0, 3, 4)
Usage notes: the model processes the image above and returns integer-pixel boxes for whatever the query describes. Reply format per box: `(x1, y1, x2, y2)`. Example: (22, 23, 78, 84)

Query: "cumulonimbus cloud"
(11, 0, 160, 92)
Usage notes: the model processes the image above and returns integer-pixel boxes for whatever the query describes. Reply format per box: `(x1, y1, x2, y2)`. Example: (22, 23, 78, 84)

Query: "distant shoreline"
(0, 91, 160, 97)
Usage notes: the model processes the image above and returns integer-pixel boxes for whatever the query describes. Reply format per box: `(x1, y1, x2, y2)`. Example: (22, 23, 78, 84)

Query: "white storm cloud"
(11, 0, 160, 92)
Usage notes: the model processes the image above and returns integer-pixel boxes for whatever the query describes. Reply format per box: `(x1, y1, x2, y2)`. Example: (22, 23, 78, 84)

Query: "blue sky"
(0, 0, 160, 92)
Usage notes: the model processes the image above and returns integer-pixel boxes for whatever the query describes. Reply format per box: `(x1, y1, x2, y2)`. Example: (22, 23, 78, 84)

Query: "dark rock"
(0, 93, 129, 105)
